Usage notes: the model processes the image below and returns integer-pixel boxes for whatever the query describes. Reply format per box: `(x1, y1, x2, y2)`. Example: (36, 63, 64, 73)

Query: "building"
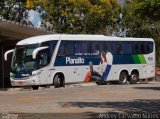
(0, 19, 52, 88)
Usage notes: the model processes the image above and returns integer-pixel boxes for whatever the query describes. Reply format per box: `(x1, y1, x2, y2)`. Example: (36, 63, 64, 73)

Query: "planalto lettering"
(66, 57, 85, 64)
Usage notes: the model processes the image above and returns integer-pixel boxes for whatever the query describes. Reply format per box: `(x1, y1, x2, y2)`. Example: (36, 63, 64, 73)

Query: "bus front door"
(38, 67, 50, 85)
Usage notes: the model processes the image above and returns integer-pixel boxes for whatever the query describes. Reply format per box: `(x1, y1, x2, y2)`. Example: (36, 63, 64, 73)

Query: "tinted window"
(75, 41, 90, 55)
(133, 42, 140, 54)
(57, 40, 153, 56)
(90, 41, 102, 55)
(38, 49, 50, 67)
(121, 42, 133, 54)
(90, 41, 113, 55)
(133, 41, 153, 54)
(58, 41, 74, 56)
(145, 41, 153, 54)
(111, 42, 123, 54)
(103, 42, 112, 53)
(41, 41, 57, 62)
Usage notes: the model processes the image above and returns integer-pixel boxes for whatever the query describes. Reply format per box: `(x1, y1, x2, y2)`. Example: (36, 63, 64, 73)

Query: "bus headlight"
(32, 71, 40, 77)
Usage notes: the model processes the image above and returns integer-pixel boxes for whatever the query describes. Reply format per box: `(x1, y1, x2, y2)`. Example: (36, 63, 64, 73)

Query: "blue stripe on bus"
(113, 55, 134, 64)
(102, 65, 111, 81)
(54, 55, 144, 66)
(54, 56, 100, 66)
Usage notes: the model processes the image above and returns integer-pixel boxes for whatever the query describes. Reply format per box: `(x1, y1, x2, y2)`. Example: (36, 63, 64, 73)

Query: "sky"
(28, 10, 41, 28)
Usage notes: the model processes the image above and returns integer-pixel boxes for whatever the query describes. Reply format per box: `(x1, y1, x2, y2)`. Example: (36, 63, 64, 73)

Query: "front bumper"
(10, 76, 38, 86)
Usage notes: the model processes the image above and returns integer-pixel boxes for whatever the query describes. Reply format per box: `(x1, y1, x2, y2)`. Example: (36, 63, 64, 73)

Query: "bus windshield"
(11, 44, 39, 73)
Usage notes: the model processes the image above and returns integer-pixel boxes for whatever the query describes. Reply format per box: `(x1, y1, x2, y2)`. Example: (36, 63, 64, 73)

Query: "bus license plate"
(18, 81, 23, 85)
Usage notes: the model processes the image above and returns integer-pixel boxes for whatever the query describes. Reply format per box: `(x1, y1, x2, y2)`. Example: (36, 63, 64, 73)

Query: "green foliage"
(0, 0, 32, 25)
(40, 0, 120, 34)
(122, 0, 160, 64)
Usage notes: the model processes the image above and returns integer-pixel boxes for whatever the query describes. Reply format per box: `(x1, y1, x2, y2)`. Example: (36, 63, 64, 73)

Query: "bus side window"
(134, 42, 139, 54)
(103, 42, 112, 53)
(57, 43, 64, 56)
(111, 42, 117, 54)
(75, 41, 90, 56)
(117, 42, 123, 54)
(102, 42, 107, 52)
(146, 41, 153, 54)
(57, 41, 74, 56)
(90, 41, 100, 55)
(39, 53, 48, 66)
(140, 43, 145, 54)
(112, 42, 123, 54)
(38, 49, 49, 68)
(121, 42, 133, 54)
(49, 41, 58, 56)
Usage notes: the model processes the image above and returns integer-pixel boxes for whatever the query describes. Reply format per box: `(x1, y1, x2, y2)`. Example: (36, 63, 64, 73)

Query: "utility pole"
(1, 46, 4, 88)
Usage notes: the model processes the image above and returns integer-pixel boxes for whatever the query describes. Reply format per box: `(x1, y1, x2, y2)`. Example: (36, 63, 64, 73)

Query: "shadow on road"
(16, 111, 160, 119)
(12, 99, 160, 119)
(59, 99, 160, 113)
(133, 86, 160, 91)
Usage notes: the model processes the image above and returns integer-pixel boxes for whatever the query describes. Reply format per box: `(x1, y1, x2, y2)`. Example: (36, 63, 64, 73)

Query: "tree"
(39, 0, 120, 34)
(0, 0, 41, 26)
(85, 0, 120, 34)
(122, 0, 160, 64)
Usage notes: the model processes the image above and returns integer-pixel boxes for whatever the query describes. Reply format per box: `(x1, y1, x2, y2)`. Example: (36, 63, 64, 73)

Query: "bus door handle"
(74, 68, 78, 70)
(86, 68, 89, 69)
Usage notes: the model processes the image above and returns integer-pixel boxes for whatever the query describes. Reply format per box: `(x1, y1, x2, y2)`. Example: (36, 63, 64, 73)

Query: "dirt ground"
(0, 81, 160, 119)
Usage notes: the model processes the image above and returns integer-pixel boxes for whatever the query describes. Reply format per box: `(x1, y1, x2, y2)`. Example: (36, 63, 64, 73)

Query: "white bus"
(4, 34, 155, 90)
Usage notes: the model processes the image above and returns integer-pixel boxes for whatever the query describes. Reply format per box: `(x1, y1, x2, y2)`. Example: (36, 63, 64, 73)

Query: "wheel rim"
(57, 77, 61, 85)
(54, 75, 60, 87)
(131, 74, 137, 81)
(120, 74, 127, 83)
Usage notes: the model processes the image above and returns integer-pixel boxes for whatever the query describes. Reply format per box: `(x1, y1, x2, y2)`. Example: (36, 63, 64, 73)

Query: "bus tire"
(32, 86, 39, 90)
(119, 72, 128, 84)
(60, 77, 65, 87)
(129, 72, 139, 84)
(53, 74, 61, 88)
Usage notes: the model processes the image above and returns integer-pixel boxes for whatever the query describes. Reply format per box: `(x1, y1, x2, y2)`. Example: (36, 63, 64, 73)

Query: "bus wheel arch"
(129, 70, 139, 84)
(119, 70, 129, 84)
(53, 73, 65, 88)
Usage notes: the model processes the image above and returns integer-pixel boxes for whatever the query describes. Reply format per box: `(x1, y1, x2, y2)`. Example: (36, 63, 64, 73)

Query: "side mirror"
(32, 46, 48, 59)
(4, 49, 14, 61)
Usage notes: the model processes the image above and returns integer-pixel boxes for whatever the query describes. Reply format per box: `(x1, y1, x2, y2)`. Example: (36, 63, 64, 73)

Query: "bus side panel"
(51, 66, 89, 83)
(144, 52, 155, 78)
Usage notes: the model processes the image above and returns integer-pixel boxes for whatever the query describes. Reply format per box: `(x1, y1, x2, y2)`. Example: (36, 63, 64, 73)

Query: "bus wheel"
(32, 86, 39, 90)
(60, 78, 65, 87)
(129, 72, 139, 84)
(119, 72, 128, 84)
(54, 75, 61, 88)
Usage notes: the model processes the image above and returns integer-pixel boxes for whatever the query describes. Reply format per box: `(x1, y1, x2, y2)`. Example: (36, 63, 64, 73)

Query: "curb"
(0, 88, 8, 91)
(7, 87, 32, 91)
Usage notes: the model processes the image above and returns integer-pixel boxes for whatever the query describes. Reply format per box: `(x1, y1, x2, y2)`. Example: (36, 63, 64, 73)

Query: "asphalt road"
(0, 82, 160, 119)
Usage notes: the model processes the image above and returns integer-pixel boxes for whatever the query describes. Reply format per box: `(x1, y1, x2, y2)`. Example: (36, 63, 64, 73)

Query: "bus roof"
(16, 34, 154, 45)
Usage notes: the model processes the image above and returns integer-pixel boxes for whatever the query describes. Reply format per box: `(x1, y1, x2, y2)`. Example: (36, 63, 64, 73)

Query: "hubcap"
(131, 74, 137, 80)
(121, 75, 127, 83)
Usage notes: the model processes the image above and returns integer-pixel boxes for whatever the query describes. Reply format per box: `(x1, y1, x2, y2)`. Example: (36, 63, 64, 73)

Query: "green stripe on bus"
(10, 73, 16, 78)
(132, 55, 141, 64)
(138, 55, 146, 64)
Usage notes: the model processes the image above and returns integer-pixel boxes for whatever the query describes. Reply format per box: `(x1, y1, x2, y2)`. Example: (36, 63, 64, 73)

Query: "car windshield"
(11, 44, 39, 73)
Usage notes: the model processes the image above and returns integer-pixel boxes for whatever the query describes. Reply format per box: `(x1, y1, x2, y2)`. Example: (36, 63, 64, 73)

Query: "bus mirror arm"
(32, 46, 48, 59)
(4, 49, 14, 61)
